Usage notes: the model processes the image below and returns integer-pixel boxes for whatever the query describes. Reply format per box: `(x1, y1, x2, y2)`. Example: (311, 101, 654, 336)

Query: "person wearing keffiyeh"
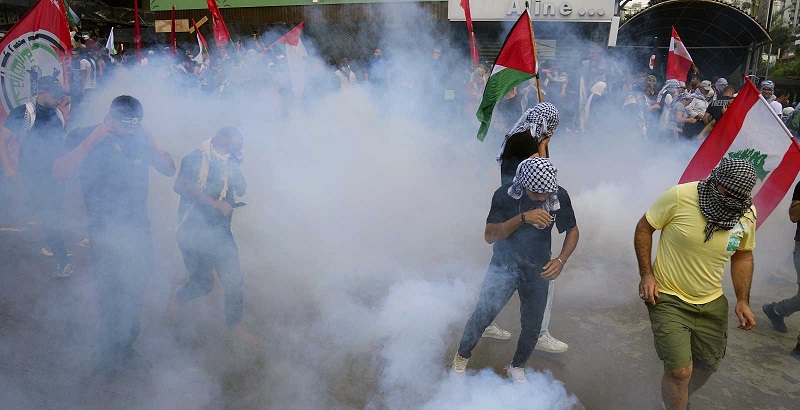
(634, 157, 757, 409)
(498, 102, 560, 184)
(452, 157, 579, 383)
(171, 126, 257, 343)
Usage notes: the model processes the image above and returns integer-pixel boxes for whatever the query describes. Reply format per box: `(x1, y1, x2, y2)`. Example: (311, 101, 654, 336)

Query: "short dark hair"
(723, 85, 736, 94)
(776, 89, 790, 98)
(214, 126, 243, 143)
(109, 95, 143, 124)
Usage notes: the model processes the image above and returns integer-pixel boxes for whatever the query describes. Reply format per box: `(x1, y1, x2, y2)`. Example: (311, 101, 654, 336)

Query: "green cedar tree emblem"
(728, 149, 770, 181)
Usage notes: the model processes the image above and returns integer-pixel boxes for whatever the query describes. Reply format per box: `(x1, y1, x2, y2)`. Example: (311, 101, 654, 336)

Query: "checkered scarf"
(656, 79, 680, 104)
(496, 102, 560, 164)
(508, 157, 560, 216)
(697, 157, 757, 242)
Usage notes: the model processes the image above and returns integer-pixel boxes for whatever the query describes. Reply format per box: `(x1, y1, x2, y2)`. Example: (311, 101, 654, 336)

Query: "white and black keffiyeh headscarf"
(656, 79, 680, 104)
(508, 158, 560, 221)
(496, 102, 560, 164)
(697, 157, 757, 242)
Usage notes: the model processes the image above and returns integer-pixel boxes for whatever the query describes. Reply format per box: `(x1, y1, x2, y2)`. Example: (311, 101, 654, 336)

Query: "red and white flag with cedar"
(276, 22, 308, 99)
(666, 27, 693, 81)
(191, 18, 209, 66)
(680, 77, 800, 228)
(0, 0, 71, 123)
(476, 10, 537, 141)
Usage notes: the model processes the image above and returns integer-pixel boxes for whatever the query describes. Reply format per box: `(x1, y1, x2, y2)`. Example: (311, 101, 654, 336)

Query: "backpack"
(787, 105, 800, 136)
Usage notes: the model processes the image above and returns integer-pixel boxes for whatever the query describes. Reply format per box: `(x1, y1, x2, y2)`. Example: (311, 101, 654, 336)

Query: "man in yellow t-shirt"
(634, 158, 758, 410)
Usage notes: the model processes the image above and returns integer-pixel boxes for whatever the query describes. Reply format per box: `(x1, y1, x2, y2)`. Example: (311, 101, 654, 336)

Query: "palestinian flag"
(476, 10, 537, 141)
(680, 77, 800, 228)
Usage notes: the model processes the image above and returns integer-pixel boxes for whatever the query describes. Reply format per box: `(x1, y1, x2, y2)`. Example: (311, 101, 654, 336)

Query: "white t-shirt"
(80, 58, 97, 90)
(769, 101, 783, 117)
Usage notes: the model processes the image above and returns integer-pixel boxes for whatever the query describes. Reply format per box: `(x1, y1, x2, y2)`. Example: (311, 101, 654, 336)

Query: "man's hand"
(523, 209, 552, 227)
(541, 259, 564, 280)
(639, 273, 659, 305)
(735, 301, 756, 330)
(213, 200, 233, 216)
(88, 123, 113, 143)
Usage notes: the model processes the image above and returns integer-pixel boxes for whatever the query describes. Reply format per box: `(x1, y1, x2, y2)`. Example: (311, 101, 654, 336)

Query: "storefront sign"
(448, 0, 615, 22)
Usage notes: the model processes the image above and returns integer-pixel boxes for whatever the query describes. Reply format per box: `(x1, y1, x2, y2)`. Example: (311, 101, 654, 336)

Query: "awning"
(618, 0, 770, 77)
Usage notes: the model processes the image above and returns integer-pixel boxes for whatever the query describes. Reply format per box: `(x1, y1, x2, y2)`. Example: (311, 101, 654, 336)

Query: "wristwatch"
(521, 213, 526, 224)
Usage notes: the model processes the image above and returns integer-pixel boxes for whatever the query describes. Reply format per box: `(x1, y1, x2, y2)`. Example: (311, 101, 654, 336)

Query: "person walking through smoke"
(0, 76, 72, 277)
(762, 179, 800, 360)
(452, 157, 579, 383)
(53, 96, 175, 374)
(490, 102, 570, 353)
(170, 126, 256, 342)
(634, 158, 758, 410)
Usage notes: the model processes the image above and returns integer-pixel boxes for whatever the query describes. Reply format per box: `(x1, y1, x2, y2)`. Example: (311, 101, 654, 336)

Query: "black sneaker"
(762, 302, 788, 333)
(792, 344, 800, 361)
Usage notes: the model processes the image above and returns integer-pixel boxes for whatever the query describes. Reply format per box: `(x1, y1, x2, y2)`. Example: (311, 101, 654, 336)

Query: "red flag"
(460, 0, 480, 67)
(170, 4, 177, 55)
(134, 0, 142, 60)
(666, 27, 693, 81)
(206, 0, 232, 48)
(648, 54, 655, 70)
(192, 19, 208, 49)
(275, 22, 304, 47)
(0, 0, 72, 123)
(679, 77, 800, 228)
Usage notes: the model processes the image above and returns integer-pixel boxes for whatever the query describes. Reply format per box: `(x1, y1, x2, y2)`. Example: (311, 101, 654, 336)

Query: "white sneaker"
(54, 263, 73, 278)
(482, 322, 512, 340)
(507, 366, 528, 383)
(41, 246, 53, 257)
(535, 331, 568, 353)
(451, 354, 469, 373)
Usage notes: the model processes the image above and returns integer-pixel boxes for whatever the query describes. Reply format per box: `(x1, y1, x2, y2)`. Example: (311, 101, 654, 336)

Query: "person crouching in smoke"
(54, 96, 176, 374)
(170, 126, 257, 343)
(452, 157, 579, 383)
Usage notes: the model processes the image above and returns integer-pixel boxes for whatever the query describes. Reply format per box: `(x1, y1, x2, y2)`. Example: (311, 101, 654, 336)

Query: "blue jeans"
(457, 253, 550, 367)
(776, 242, 800, 317)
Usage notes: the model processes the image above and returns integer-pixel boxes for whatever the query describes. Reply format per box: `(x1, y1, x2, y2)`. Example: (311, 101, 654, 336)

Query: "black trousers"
(176, 224, 243, 328)
(90, 229, 152, 363)
(457, 253, 550, 367)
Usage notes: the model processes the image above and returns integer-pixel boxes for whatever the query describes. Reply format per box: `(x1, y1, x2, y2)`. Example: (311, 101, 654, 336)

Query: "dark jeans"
(176, 225, 243, 328)
(776, 242, 800, 317)
(458, 253, 550, 367)
(90, 231, 153, 364)
(24, 176, 69, 268)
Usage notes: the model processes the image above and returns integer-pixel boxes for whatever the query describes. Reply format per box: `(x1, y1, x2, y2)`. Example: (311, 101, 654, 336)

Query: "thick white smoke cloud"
(6, 4, 798, 409)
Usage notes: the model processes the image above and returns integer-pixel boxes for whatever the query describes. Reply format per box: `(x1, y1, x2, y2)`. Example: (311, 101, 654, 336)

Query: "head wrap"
(715, 78, 728, 91)
(591, 81, 608, 96)
(508, 158, 560, 226)
(697, 157, 757, 242)
(656, 79, 679, 103)
(672, 92, 693, 108)
(497, 102, 560, 164)
(761, 80, 775, 90)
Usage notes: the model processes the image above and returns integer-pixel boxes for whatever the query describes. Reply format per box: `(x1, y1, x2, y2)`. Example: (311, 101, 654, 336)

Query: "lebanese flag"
(0, 0, 72, 123)
(460, 0, 480, 67)
(206, 0, 232, 48)
(476, 10, 537, 141)
(276, 22, 308, 99)
(666, 27, 693, 81)
(679, 77, 800, 228)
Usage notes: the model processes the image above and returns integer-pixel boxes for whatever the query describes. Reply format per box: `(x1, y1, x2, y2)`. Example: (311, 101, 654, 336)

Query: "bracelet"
(555, 257, 566, 265)
(520, 213, 526, 224)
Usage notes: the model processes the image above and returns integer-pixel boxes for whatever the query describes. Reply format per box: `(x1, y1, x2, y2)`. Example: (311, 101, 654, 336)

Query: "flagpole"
(525, 3, 542, 104)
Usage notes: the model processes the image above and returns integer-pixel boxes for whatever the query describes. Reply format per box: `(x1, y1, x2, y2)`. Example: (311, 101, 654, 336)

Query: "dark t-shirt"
(486, 184, 577, 266)
(706, 96, 732, 122)
(4, 103, 66, 181)
(496, 95, 523, 130)
(177, 149, 245, 232)
(66, 126, 153, 240)
(499, 131, 538, 185)
(794, 182, 800, 242)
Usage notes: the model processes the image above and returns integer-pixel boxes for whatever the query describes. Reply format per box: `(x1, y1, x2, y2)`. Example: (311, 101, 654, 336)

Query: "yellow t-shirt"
(645, 182, 756, 305)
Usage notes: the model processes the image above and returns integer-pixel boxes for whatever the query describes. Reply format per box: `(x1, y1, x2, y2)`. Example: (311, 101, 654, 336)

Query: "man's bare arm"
(789, 200, 800, 223)
(731, 250, 756, 330)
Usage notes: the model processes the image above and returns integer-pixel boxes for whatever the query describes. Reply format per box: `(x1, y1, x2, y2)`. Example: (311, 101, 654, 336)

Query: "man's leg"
(648, 294, 695, 410)
(511, 276, 549, 367)
(662, 365, 692, 410)
(211, 233, 243, 329)
(457, 263, 518, 359)
(773, 242, 800, 317)
(687, 294, 728, 400)
(538, 280, 554, 336)
(176, 239, 215, 304)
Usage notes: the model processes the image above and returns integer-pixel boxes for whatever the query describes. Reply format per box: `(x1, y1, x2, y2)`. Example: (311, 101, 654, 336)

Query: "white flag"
(105, 27, 116, 55)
